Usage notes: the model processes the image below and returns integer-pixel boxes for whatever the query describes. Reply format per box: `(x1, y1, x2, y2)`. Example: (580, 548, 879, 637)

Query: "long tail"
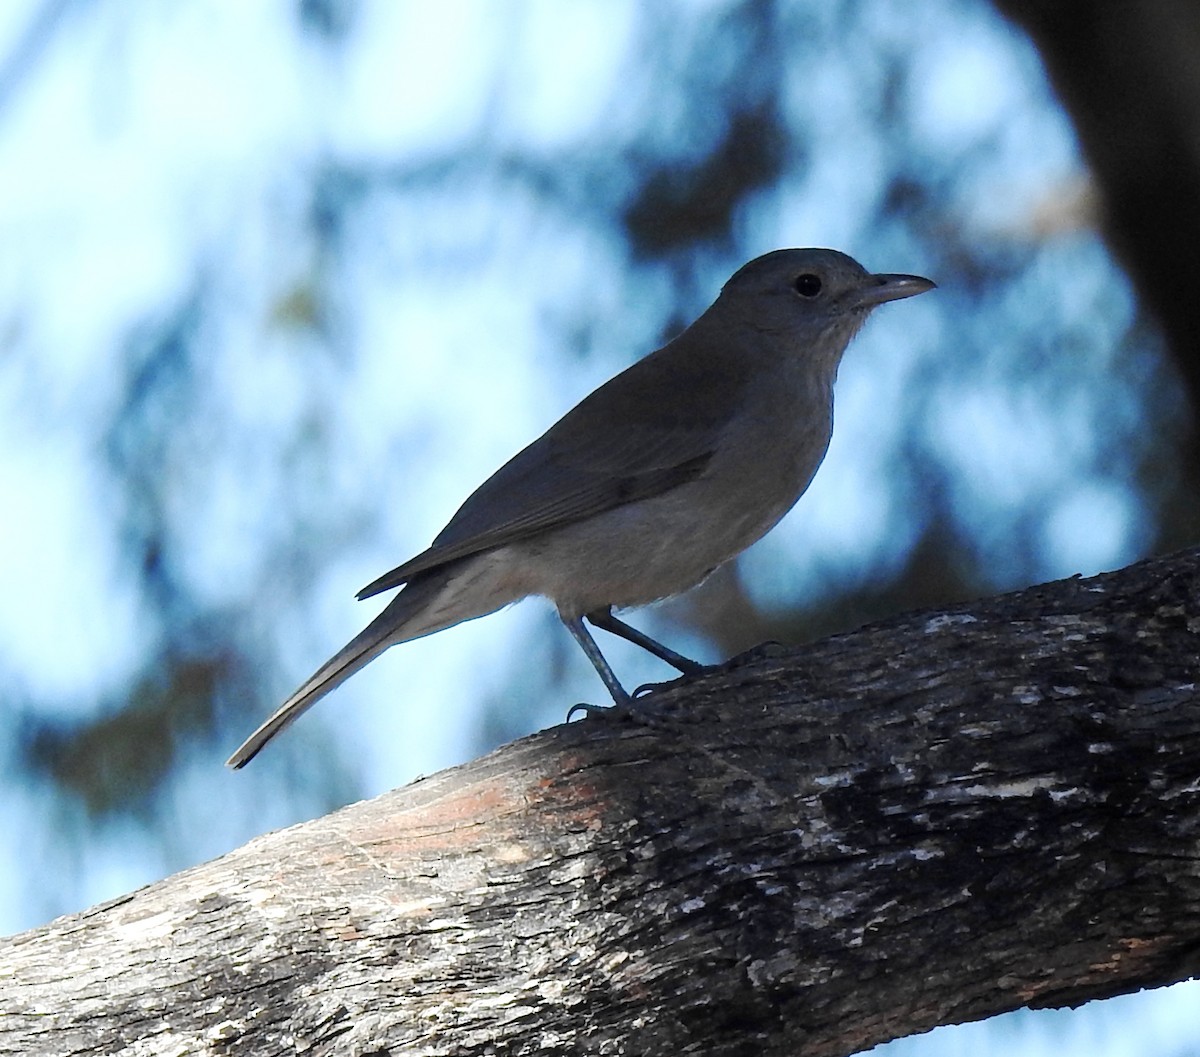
(226, 574, 450, 768)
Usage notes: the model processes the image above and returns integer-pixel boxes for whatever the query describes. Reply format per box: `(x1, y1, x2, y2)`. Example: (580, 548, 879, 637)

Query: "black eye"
(793, 273, 822, 297)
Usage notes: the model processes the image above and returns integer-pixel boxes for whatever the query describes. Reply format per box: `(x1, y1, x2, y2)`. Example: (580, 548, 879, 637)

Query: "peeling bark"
(3, 549, 1200, 1056)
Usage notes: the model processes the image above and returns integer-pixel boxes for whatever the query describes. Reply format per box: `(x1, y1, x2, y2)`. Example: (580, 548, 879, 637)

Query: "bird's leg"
(584, 606, 706, 675)
(561, 614, 633, 720)
(561, 615, 688, 730)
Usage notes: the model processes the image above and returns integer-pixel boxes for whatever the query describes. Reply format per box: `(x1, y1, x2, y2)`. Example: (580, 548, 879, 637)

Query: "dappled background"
(1, 1, 1197, 1054)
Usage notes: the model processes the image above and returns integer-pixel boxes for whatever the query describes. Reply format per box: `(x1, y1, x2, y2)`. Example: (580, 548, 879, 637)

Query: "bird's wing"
(357, 345, 741, 599)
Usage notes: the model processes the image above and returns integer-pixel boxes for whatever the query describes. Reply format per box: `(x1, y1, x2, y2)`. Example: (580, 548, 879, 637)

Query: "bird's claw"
(633, 663, 720, 698)
(566, 700, 633, 723)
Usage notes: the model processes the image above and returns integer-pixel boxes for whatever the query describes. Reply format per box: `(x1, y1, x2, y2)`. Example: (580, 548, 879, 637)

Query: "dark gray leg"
(584, 606, 705, 675)
(561, 614, 632, 705)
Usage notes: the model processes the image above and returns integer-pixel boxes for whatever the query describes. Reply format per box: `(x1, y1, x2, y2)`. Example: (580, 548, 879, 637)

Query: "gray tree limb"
(3, 548, 1200, 1056)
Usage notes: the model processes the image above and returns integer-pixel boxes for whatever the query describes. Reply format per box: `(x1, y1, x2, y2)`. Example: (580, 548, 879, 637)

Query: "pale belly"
(508, 454, 820, 616)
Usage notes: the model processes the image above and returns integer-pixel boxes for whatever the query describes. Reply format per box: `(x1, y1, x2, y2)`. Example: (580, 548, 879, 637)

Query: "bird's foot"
(566, 644, 788, 727)
(631, 665, 717, 698)
(565, 695, 685, 734)
(565, 699, 633, 723)
(629, 642, 786, 696)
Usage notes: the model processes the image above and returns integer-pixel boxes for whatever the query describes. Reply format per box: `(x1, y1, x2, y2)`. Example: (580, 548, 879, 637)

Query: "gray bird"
(228, 248, 934, 767)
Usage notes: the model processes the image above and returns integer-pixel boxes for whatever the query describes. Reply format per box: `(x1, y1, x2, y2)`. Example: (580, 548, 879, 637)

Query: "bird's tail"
(226, 573, 451, 769)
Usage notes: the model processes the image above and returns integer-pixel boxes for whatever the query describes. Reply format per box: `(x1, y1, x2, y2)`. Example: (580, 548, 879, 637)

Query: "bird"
(227, 248, 934, 767)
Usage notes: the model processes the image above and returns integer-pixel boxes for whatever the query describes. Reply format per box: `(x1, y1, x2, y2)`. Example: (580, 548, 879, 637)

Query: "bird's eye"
(793, 273, 822, 297)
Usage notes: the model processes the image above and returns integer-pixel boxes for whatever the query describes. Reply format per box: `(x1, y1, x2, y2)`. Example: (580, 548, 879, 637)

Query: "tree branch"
(4, 549, 1200, 1056)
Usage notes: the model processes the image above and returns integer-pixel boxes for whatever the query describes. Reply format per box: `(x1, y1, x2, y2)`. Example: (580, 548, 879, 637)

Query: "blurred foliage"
(27, 650, 226, 819)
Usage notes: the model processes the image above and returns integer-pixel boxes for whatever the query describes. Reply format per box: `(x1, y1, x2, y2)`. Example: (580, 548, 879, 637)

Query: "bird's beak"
(855, 273, 937, 308)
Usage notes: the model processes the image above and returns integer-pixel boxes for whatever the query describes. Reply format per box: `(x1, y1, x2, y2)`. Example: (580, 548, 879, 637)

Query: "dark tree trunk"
(3, 549, 1200, 1056)
(994, 0, 1200, 432)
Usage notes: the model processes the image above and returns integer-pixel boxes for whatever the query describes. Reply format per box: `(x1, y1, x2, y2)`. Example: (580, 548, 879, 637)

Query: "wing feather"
(357, 331, 746, 600)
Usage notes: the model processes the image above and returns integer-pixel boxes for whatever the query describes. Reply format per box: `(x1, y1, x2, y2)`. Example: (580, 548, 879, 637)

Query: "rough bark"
(3, 549, 1200, 1057)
